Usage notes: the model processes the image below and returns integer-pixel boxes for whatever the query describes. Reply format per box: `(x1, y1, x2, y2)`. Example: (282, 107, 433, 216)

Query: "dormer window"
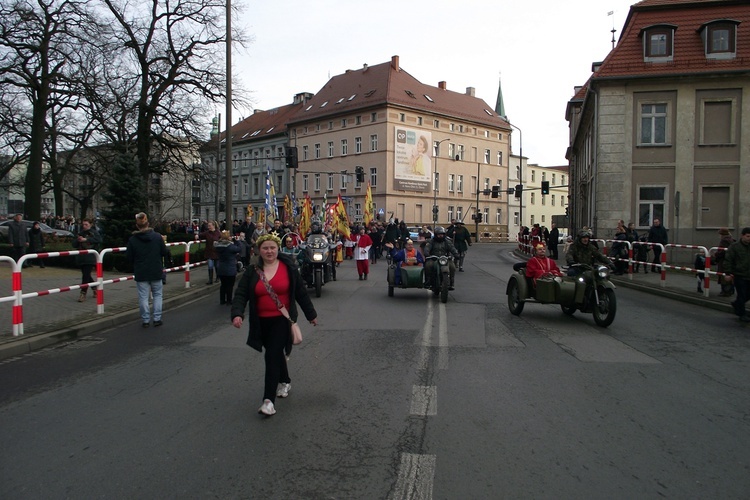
(700, 20, 739, 60)
(641, 25, 676, 62)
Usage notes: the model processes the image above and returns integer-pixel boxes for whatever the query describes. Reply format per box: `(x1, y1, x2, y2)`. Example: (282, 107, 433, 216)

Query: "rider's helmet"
(434, 226, 447, 235)
(577, 229, 592, 241)
(310, 219, 323, 234)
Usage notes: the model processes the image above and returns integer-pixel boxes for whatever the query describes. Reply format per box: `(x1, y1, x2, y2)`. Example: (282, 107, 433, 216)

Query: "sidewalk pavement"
(0, 263, 216, 360)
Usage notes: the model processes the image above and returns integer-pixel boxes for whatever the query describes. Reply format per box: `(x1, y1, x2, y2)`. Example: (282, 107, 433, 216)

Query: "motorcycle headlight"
(438, 257, 448, 265)
(597, 266, 610, 279)
(313, 253, 323, 262)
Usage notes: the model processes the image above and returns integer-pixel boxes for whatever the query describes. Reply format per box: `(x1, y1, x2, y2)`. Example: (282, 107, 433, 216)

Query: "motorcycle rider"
(300, 219, 325, 286)
(424, 226, 460, 290)
(565, 229, 613, 276)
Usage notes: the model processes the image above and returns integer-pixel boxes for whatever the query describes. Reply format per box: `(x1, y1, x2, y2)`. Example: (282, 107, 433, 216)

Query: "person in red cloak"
(352, 226, 373, 280)
(526, 241, 562, 286)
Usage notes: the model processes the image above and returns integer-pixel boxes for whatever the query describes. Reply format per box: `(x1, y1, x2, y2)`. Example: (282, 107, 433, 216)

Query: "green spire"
(495, 76, 506, 119)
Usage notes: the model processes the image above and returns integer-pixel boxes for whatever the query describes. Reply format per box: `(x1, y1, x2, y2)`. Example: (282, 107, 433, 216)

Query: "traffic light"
(491, 185, 499, 198)
(284, 146, 298, 168)
(541, 181, 550, 195)
(515, 184, 523, 198)
(355, 166, 364, 183)
(565, 206, 569, 217)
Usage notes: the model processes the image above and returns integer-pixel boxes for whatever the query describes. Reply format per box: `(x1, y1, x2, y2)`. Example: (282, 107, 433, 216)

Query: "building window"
(542, 172, 546, 181)
(531, 171, 535, 182)
(640, 103, 668, 145)
(370, 134, 378, 151)
(355, 137, 362, 154)
(497, 151, 502, 165)
(417, 117, 423, 126)
(341, 173, 348, 190)
(456, 206, 463, 221)
(341, 139, 348, 156)
(355, 166, 363, 188)
(242, 178, 248, 195)
(434, 119, 440, 128)
(513, 212, 519, 226)
(328, 121, 333, 130)
(457, 175, 463, 193)
(457, 144, 465, 160)
(562, 175, 565, 184)
(703, 22, 737, 58)
(327, 174, 333, 191)
(530, 215, 535, 225)
(551, 195, 555, 206)
(448, 206, 454, 221)
(399, 113, 405, 122)
(314, 173, 320, 191)
(530, 193, 535, 204)
(484, 178, 490, 190)
(643, 26, 674, 60)
(701, 99, 735, 145)
(483, 207, 488, 223)
(448, 143, 455, 159)
(370, 167, 377, 187)
(232, 179, 237, 196)
(302, 145, 309, 160)
(356, 115, 361, 125)
(355, 203, 361, 218)
(449, 123, 455, 131)
(302, 174, 308, 192)
(314, 143, 320, 159)
(253, 176, 259, 196)
(448, 174, 455, 192)
(484, 149, 490, 164)
(371, 112, 377, 122)
(552, 174, 556, 184)
(341, 119, 347, 128)
(637, 186, 667, 228)
(328, 141, 334, 157)
(496, 208, 502, 225)
(277, 175, 283, 193)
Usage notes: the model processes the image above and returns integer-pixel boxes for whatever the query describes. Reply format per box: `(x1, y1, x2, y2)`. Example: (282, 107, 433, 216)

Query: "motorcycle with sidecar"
(506, 262, 617, 327)
(386, 254, 453, 303)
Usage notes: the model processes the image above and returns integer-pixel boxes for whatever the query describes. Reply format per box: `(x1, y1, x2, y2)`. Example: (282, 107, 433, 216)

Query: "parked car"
(0, 220, 75, 242)
(407, 226, 433, 240)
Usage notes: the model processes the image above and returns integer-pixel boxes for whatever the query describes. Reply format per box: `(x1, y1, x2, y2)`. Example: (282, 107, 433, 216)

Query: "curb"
(0, 285, 214, 362)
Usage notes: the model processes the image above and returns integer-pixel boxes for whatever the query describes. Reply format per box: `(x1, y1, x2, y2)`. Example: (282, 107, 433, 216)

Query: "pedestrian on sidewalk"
(231, 233, 318, 417)
(28, 221, 46, 268)
(723, 227, 750, 323)
(715, 227, 735, 297)
(126, 212, 170, 328)
(548, 222, 560, 260)
(695, 250, 706, 294)
(72, 218, 102, 302)
(215, 231, 241, 305)
(7, 213, 29, 267)
(648, 218, 668, 273)
(199, 221, 221, 285)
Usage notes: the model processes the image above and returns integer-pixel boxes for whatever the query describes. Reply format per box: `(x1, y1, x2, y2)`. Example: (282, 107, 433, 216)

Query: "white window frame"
(370, 134, 378, 151)
(355, 137, 362, 154)
(638, 102, 670, 146)
(636, 184, 669, 229)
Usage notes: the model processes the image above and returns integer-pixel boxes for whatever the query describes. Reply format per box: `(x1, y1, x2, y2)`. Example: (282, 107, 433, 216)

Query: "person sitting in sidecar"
(565, 229, 613, 276)
(386, 239, 425, 285)
(526, 241, 562, 286)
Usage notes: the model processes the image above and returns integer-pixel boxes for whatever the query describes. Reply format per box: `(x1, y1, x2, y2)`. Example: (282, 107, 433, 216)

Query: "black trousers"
(260, 315, 291, 403)
(732, 277, 750, 318)
(218, 275, 236, 304)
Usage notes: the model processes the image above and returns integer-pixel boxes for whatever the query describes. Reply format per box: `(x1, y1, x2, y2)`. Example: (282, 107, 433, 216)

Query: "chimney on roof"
(574, 86, 583, 94)
(391, 55, 399, 71)
(466, 87, 475, 97)
(363, 63, 368, 71)
(438, 81, 446, 90)
(293, 92, 313, 105)
(253, 109, 263, 114)
(591, 61, 603, 73)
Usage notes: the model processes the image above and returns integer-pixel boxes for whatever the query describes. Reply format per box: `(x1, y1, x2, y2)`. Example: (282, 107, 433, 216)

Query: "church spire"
(494, 74, 506, 120)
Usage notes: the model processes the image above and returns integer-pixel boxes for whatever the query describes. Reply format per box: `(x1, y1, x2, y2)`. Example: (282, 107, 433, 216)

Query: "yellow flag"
(246, 205, 254, 219)
(336, 194, 351, 238)
(364, 182, 374, 226)
(299, 196, 312, 237)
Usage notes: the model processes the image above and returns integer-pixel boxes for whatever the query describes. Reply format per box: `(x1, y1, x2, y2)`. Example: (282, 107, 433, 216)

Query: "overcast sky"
(229, 0, 638, 167)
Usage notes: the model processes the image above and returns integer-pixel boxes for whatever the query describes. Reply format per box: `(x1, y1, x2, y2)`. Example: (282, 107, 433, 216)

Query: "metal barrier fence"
(2, 240, 206, 336)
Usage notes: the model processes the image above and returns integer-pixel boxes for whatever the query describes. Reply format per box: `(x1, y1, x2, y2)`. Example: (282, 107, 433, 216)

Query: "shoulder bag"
(255, 267, 303, 345)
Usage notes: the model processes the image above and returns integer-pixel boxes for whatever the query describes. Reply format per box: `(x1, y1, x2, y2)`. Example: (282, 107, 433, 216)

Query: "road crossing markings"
(392, 453, 436, 500)
(410, 385, 437, 416)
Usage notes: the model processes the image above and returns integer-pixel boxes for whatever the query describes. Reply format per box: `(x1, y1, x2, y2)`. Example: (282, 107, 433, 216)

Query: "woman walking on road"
(231, 233, 318, 417)
(72, 218, 102, 302)
(215, 231, 241, 305)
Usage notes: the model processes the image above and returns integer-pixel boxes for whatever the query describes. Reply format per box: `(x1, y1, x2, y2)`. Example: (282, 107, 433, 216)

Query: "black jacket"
(126, 228, 169, 282)
(231, 252, 317, 352)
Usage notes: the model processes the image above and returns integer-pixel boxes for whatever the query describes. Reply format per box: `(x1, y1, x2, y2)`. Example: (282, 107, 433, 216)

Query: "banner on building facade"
(394, 126, 431, 192)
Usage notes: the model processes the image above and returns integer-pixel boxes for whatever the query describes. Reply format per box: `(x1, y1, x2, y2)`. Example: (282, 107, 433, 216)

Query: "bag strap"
(255, 267, 294, 323)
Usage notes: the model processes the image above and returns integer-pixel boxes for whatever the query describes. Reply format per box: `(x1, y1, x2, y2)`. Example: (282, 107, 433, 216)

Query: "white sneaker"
(276, 383, 291, 398)
(258, 399, 276, 415)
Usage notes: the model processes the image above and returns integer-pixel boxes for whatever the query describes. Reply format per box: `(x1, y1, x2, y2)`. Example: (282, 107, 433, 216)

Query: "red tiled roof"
(223, 102, 304, 144)
(595, 0, 750, 79)
(287, 57, 510, 130)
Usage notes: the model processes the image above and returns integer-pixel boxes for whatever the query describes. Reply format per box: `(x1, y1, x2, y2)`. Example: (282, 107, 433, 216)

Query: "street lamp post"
(433, 138, 450, 226)
(509, 123, 523, 229)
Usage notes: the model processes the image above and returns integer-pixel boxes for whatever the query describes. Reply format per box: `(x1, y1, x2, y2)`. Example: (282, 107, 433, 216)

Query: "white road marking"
(410, 385, 437, 416)
(392, 452, 436, 500)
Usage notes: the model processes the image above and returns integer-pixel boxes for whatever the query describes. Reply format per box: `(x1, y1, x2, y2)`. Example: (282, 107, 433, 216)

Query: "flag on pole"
(299, 195, 313, 237)
(266, 166, 278, 222)
(364, 182, 374, 226)
(246, 204, 254, 219)
(291, 193, 298, 218)
(283, 195, 293, 222)
(335, 194, 351, 238)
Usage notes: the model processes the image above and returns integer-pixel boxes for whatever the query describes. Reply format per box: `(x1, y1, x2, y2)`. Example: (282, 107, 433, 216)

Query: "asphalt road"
(0, 244, 748, 499)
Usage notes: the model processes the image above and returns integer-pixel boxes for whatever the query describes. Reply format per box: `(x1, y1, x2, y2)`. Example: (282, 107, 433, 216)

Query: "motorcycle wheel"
(592, 287, 616, 327)
(561, 304, 576, 316)
(331, 263, 337, 281)
(440, 273, 449, 303)
(507, 279, 525, 315)
(314, 268, 323, 298)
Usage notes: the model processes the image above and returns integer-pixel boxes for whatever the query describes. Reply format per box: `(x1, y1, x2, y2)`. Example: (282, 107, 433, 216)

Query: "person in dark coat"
(7, 213, 29, 266)
(647, 218, 668, 273)
(715, 227, 735, 297)
(199, 220, 221, 285)
(28, 221, 46, 268)
(452, 221, 472, 271)
(548, 222, 560, 260)
(126, 212, 170, 327)
(72, 218, 102, 302)
(215, 230, 241, 305)
(231, 234, 318, 416)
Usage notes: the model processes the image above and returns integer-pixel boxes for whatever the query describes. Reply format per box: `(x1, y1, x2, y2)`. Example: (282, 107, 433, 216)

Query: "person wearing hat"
(565, 229, 612, 276)
(126, 212, 170, 327)
(715, 228, 735, 297)
(452, 220, 472, 271)
(385, 238, 424, 285)
(723, 227, 750, 322)
(526, 241, 562, 286)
